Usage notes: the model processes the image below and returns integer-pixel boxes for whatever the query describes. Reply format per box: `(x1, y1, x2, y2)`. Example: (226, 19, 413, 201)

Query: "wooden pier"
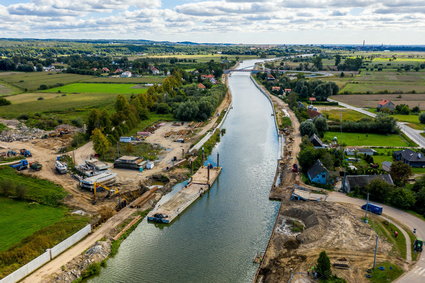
(148, 166, 222, 224)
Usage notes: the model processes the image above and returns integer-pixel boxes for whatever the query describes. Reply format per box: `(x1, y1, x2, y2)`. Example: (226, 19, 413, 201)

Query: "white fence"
(1, 224, 91, 283)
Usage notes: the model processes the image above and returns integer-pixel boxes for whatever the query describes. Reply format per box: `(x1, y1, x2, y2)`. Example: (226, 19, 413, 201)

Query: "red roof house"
(377, 99, 395, 110)
(198, 83, 206, 89)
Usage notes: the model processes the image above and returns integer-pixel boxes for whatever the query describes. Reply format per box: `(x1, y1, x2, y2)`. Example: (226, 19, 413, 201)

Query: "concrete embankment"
(147, 166, 222, 224)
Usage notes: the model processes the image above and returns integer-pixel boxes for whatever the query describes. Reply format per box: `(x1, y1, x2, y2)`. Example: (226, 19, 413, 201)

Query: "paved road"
(328, 98, 425, 148)
(327, 192, 425, 283)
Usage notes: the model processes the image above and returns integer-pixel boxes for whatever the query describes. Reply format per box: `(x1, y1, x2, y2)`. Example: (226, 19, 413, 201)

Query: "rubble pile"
(0, 124, 47, 142)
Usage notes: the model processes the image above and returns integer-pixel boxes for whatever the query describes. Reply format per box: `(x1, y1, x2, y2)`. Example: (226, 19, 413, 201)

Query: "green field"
(84, 76, 164, 84)
(324, 132, 413, 147)
(322, 109, 369, 122)
(368, 262, 403, 283)
(0, 83, 19, 96)
(42, 83, 147, 94)
(0, 198, 66, 251)
(0, 72, 91, 92)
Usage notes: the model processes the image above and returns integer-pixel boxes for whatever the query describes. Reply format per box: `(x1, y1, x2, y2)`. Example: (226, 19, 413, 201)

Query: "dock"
(148, 166, 222, 223)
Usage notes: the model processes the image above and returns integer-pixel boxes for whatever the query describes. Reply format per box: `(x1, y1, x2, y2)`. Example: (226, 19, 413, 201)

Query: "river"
(91, 59, 280, 283)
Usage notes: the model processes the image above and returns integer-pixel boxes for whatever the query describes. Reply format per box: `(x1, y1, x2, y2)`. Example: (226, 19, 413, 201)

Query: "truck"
(19, 149, 32, 157)
(10, 159, 29, 171)
(30, 162, 42, 171)
(361, 203, 383, 215)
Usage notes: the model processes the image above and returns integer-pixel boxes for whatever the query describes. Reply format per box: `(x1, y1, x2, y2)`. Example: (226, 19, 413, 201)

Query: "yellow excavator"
(92, 182, 120, 204)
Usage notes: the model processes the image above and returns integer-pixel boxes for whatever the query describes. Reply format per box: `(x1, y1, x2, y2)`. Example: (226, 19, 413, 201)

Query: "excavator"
(92, 182, 120, 204)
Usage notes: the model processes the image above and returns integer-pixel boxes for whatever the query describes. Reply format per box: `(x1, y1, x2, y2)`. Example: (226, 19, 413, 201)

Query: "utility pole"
(373, 235, 379, 269)
(365, 193, 370, 220)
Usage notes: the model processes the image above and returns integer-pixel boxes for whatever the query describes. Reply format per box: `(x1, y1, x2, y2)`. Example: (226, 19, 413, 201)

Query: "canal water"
(91, 59, 280, 283)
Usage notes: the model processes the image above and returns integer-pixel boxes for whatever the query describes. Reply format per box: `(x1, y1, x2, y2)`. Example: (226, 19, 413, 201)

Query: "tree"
(300, 120, 317, 137)
(0, 97, 11, 106)
(390, 161, 412, 186)
(335, 55, 341, 66)
(91, 128, 111, 157)
(415, 187, 425, 215)
(419, 113, 425, 124)
(313, 117, 328, 137)
(412, 106, 420, 113)
(316, 251, 332, 280)
(115, 95, 130, 112)
(365, 179, 394, 203)
(389, 188, 416, 209)
(287, 92, 297, 109)
(313, 56, 323, 70)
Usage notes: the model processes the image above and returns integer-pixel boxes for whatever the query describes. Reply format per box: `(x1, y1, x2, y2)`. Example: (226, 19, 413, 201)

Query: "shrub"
(0, 97, 11, 106)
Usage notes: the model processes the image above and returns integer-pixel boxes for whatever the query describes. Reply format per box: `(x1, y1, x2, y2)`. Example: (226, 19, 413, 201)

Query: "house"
(307, 160, 330, 185)
(198, 83, 206, 89)
(149, 66, 160, 75)
(309, 97, 316, 103)
(343, 174, 394, 193)
(272, 86, 281, 92)
(307, 109, 322, 119)
(201, 74, 215, 80)
(377, 99, 395, 111)
(210, 78, 218, 84)
(309, 134, 327, 148)
(267, 74, 275, 80)
(382, 161, 392, 172)
(101, 67, 110, 73)
(114, 68, 123, 74)
(344, 148, 357, 156)
(284, 88, 292, 94)
(121, 71, 132, 78)
(357, 148, 376, 156)
(393, 149, 425, 167)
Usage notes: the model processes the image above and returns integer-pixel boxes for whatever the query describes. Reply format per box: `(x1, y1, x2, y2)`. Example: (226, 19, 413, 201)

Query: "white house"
(121, 71, 132, 78)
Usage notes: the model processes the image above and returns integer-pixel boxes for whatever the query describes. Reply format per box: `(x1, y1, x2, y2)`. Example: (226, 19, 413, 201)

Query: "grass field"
(0, 198, 66, 251)
(368, 262, 403, 282)
(0, 72, 91, 92)
(42, 83, 147, 95)
(0, 83, 19, 96)
(322, 109, 369, 122)
(83, 76, 164, 84)
(323, 132, 412, 147)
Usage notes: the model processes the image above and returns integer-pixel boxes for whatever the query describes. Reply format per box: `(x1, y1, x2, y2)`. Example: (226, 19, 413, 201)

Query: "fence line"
(1, 224, 91, 283)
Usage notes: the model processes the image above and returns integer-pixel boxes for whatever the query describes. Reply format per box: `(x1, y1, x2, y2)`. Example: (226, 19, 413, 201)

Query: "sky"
(0, 0, 424, 45)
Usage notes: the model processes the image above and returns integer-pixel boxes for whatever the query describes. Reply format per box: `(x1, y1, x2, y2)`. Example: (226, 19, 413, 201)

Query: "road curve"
(327, 192, 425, 283)
(328, 98, 425, 148)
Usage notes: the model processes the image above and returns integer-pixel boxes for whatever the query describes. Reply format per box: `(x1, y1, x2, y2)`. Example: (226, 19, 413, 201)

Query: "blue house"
(307, 160, 330, 185)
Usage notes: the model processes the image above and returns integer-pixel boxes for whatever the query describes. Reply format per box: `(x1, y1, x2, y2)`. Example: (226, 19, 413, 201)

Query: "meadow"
(321, 109, 369, 122)
(0, 198, 66, 251)
(42, 83, 147, 95)
(323, 131, 413, 147)
(0, 72, 90, 92)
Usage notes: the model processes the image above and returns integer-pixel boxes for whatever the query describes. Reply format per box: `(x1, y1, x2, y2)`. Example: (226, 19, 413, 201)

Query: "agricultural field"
(83, 76, 164, 84)
(0, 72, 91, 92)
(328, 71, 425, 94)
(321, 108, 369, 122)
(323, 131, 413, 147)
(42, 83, 148, 95)
(0, 197, 66, 251)
(330, 94, 425, 110)
(0, 83, 19, 96)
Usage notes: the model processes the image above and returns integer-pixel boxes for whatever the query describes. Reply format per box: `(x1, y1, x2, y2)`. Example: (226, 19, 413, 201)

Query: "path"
(328, 98, 425, 148)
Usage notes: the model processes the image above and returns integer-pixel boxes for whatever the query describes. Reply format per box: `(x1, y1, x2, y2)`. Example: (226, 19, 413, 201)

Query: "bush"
(419, 113, 425, 124)
(38, 84, 48, 90)
(0, 97, 11, 106)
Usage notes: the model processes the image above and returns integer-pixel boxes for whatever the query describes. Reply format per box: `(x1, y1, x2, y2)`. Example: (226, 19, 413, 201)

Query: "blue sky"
(0, 0, 424, 44)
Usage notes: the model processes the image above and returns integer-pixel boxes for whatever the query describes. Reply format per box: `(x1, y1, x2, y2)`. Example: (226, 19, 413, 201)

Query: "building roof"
(309, 97, 317, 101)
(307, 160, 329, 180)
(309, 134, 325, 148)
(272, 86, 281, 91)
(307, 109, 321, 119)
(394, 149, 425, 162)
(357, 148, 377, 154)
(346, 174, 394, 189)
(198, 83, 206, 89)
(201, 74, 214, 79)
(378, 99, 393, 106)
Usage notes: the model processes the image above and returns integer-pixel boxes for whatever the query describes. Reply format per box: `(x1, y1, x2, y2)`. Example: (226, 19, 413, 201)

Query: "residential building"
(307, 109, 322, 119)
(393, 149, 425, 167)
(121, 71, 132, 78)
(343, 174, 394, 193)
(307, 160, 330, 185)
(309, 134, 327, 148)
(198, 83, 206, 89)
(377, 99, 395, 111)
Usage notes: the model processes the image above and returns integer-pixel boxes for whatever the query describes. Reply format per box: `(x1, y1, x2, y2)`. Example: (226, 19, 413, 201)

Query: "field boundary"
(1, 224, 91, 283)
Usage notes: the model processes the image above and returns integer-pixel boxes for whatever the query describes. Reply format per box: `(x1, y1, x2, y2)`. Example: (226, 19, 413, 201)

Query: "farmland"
(330, 94, 425, 110)
(42, 83, 148, 95)
(321, 108, 369, 122)
(323, 131, 413, 147)
(83, 76, 164, 84)
(0, 72, 91, 92)
(135, 54, 258, 63)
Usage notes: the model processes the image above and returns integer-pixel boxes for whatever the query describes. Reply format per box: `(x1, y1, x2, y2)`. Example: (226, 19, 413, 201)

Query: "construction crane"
(92, 182, 120, 204)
